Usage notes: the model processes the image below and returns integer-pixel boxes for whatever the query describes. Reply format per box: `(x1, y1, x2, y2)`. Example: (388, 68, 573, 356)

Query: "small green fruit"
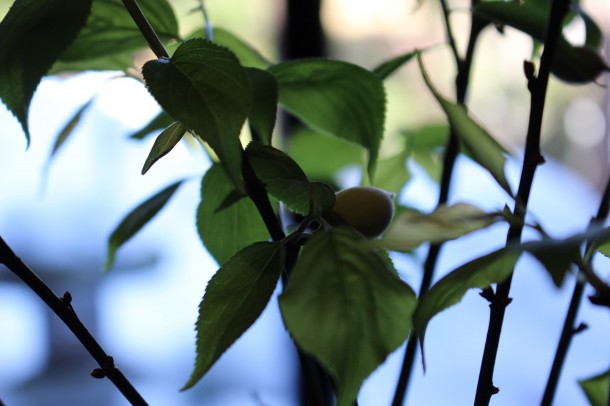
(325, 186, 394, 238)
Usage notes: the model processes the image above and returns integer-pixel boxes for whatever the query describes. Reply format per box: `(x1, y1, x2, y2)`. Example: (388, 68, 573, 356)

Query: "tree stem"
(541, 171, 610, 405)
(121, 0, 169, 59)
(0, 236, 147, 405)
(474, 1, 571, 404)
(391, 5, 485, 405)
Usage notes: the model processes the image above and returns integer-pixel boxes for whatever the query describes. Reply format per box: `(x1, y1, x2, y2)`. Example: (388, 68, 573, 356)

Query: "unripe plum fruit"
(324, 186, 394, 238)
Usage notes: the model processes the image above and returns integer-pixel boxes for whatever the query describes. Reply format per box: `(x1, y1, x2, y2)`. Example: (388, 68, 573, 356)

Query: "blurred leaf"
(245, 68, 277, 145)
(246, 142, 335, 215)
(404, 124, 448, 182)
(280, 227, 415, 406)
(309, 182, 336, 216)
(373, 149, 410, 195)
(207, 27, 272, 69)
(474, 1, 608, 83)
(0, 0, 92, 143)
(48, 97, 94, 162)
(129, 110, 174, 140)
(579, 369, 610, 406)
(54, 0, 179, 72)
(373, 49, 419, 80)
(413, 249, 520, 361)
(143, 39, 250, 192)
(197, 165, 269, 265)
(183, 241, 284, 390)
(141, 121, 187, 174)
(520, 238, 581, 287)
(287, 128, 365, 180)
(419, 55, 513, 196)
(106, 180, 183, 271)
(269, 59, 386, 179)
(573, 3, 603, 50)
(371, 203, 498, 252)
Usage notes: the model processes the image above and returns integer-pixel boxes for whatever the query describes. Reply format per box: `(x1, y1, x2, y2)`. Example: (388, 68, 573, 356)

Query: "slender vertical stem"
(474, 1, 571, 404)
(121, 0, 169, 59)
(541, 172, 610, 405)
(391, 4, 486, 405)
(0, 236, 148, 405)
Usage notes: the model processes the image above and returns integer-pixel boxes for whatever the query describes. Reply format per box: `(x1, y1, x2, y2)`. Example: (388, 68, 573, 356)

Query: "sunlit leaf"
(106, 180, 183, 271)
(0, 0, 92, 143)
(183, 241, 284, 390)
(55, 0, 179, 72)
(373, 49, 419, 80)
(141, 121, 187, 174)
(280, 227, 416, 406)
(129, 110, 174, 140)
(419, 55, 513, 196)
(269, 59, 386, 178)
(246, 142, 335, 215)
(473, 1, 608, 83)
(197, 165, 269, 265)
(143, 39, 251, 191)
(579, 369, 610, 406)
(413, 249, 520, 361)
(370, 203, 498, 252)
(245, 68, 277, 145)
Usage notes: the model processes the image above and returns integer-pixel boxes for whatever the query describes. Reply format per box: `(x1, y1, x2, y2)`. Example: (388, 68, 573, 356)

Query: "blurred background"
(1, 0, 610, 405)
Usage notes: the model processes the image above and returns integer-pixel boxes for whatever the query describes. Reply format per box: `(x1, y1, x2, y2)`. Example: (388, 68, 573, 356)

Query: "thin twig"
(121, 0, 169, 59)
(474, 1, 571, 404)
(0, 236, 147, 405)
(391, 5, 486, 406)
(541, 172, 610, 405)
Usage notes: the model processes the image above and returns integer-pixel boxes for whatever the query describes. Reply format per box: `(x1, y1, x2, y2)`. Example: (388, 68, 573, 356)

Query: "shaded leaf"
(48, 98, 94, 162)
(373, 49, 419, 80)
(183, 241, 284, 390)
(129, 110, 174, 140)
(143, 39, 251, 191)
(474, 1, 608, 83)
(419, 55, 513, 196)
(413, 249, 520, 361)
(573, 4, 603, 50)
(269, 59, 386, 178)
(246, 142, 335, 215)
(197, 165, 269, 265)
(280, 227, 416, 406)
(404, 124, 449, 182)
(245, 68, 277, 145)
(141, 121, 187, 174)
(371, 203, 498, 252)
(55, 0, 179, 72)
(0, 0, 92, 142)
(106, 180, 183, 271)
(372, 149, 410, 195)
(579, 369, 610, 406)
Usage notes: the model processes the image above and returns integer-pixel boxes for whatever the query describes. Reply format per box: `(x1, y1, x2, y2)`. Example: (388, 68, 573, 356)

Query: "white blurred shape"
(564, 98, 606, 149)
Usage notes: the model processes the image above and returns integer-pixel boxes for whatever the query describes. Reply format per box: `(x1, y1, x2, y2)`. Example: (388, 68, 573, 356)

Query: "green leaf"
(0, 0, 92, 143)
(404, 124, 449, 182)
(279, 228, 416, 406)
(573, 4, 603, 50)
(129, 110, 174, 140)
(473, 1, 608, 83)
(579, 369, 610, 406)
(373, 49, 419, 80)
(207, 27, 271, 69)
(371, 203, 498, 252)
(183, 241, 284, 390)
(520, 238, 581, 287)
(269, 59, 386, 178)
(245, 142, 335, 215)
(54, 0, 179, 72)
(372, 149, 410, 195)
(287, 128, 365, 181)
(143, 39, 251, 192)
(413, 249, 520, 360)
(418, 55, 513, 196)
(245, 68, 277, 145)
(106, 180, 183, 271)
(197, 165, 269, 265)
(141, 121, 187, 175)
